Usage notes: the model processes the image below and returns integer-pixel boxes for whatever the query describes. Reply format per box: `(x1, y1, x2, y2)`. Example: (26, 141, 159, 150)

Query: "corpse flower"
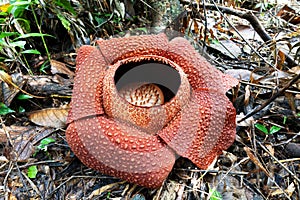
(66, 33, 239, 188)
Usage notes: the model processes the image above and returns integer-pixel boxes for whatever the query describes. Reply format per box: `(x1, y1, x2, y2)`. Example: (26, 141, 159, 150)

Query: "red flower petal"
(96, 33, 169, 64)
(158, 88, 236, 169)
(66, 115, 175, 188)
(167, 37, 239, 91)
(68, 46, 106, 122)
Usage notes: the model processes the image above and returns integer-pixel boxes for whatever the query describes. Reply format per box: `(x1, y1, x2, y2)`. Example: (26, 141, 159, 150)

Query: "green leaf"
(211, 39, 220, 44)
(40, 137, 55, 145)
(95, 16, 106, 26)
(209, 188, 222, 200)
(18, 106, 25, 113)
(27, 165, 38, 178)
(0, 32, 19, 39)
(0, 11, 8, 16)
(55, 0, 76, 15)
(16, 33, 54, 39)
(21, 49, 41, 54)
(37, 137, 56, 151)
(0, 38, 8, 47)
(136, 27, 148, 33)
(12, 18, 31, 32)
(283, 116, 287, 124)
(9, 3, 28, 17)
(0, 103, 15, 115)
(17, 94, 33, 100)
(39, 60, 50, 74)
(255, 123, 269, 134)
(10, 40, 26, 48)
(57, 13, 71, 31)
(11, 0, 32, 6)
(269, 126, 281, 134)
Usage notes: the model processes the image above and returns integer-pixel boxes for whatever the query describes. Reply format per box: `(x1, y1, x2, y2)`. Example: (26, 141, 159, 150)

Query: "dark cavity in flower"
(114, 59, 181, 106)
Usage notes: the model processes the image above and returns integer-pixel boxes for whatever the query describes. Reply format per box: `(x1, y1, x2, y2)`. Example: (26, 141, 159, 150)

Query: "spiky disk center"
(119, 83, 164, 107)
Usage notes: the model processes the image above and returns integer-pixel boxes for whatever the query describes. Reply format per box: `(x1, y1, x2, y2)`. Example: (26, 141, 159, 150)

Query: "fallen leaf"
(10, 140, 34, 162)
(209, 39, 242, 59)
(277, 5, 300, 25)
(0, 125, 32, 143)
(225, 69, 262, 81)
(88, 181, 126, 199)
(2, 126, 55, 161)
(271, 182, 295, 197)
(50, 59, 75, 78)
(0, 72, 26, 106)
(29, 105, 70, 128)
(289, 66, 300, 74)
(244, 146, 271, 177)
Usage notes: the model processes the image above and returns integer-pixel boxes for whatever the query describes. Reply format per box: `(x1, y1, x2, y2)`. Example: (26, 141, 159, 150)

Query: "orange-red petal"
(68, 45, 106, 123)
(96, 33, 169, 64)
(158, 88, 236, 169)
(66, 115, 175, 188)
(167, 37, 239, 91)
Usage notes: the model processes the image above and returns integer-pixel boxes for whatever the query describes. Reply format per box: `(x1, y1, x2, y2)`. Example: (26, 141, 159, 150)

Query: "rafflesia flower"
(66, 33, 239, 188)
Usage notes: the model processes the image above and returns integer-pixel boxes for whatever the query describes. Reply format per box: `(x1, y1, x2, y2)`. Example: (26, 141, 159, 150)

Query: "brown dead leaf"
(277, 5, 300, 25)
(265, 144, 274, 157)
(0, 71, 44, 99)
(88, 181, 126, 199)
(2, 126, 56, 161)
(285, 93, 297, 113)
(244, 85, 251, 105)
(50, 60, 75, 78)
(271, 182, 295, 197)
(244, 146, 271, 177)
(209, 39, 241, 59)
(225, 69, 262, 81)
(25, 74, 73, 96)
(0, 73, 26, 106)
(288, 66, 300, 74)
(0, 70, 14, 89)
(8, 193, 18, 200)
(10, 140, 34, 162)
(29, 105, 70, 128)
(277, 50, 286, 70)
(0, 125, 29, 143)
(193, 19, 199, 34)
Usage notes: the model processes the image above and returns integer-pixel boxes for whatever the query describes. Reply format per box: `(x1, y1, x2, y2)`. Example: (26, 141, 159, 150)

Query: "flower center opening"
(114, 58, 181, 107)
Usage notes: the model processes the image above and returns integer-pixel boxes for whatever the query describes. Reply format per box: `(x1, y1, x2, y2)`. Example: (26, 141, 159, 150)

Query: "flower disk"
(66, 33, 239, 188)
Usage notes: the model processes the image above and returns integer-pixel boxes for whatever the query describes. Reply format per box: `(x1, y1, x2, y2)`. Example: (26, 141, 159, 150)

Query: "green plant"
(0, 0, 54, 74)
(33, 137, 56, 157)
(255, 123, 281, 135)
(37, 137, 55, 151)
(17, 93, 33, 100)
(0, 102, 15, 115)
(209, 188, 222, 200)
(27, 165, 38, 178)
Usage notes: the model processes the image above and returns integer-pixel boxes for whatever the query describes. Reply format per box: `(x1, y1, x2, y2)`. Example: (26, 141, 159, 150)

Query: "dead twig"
(179, 0, 297, 67)
(257, 141, 300, 183)
(240, 80, 300, 94)
(238, 72, 300, 122)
